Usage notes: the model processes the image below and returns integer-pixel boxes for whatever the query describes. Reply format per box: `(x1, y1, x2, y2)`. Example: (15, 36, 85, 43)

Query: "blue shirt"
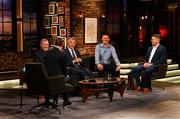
(95, 43, 120, 66)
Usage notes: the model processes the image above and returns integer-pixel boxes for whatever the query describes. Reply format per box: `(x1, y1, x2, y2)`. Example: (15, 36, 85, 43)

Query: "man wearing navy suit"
(132, 34, 167, 93)
(64, 37, 92, 92)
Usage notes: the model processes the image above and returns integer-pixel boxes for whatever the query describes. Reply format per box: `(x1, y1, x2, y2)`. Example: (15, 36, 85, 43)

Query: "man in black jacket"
(132, 34, 167, 93)
(43, 37, 71, 106)
(34, 38, 49, 63)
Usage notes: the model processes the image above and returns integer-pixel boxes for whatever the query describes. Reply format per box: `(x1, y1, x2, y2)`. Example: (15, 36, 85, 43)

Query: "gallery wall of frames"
(44, 2, 66, 41)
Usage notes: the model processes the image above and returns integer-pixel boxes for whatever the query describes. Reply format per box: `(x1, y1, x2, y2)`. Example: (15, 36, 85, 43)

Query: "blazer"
(64, 48, 81, 67)
(33, 50, 47, 63)
(43, 47, 67, 77)
(144, 44, 167, 68)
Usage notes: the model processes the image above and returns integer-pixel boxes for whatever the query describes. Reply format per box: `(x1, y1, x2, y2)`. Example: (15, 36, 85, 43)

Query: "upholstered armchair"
(25, 62, 73, 115)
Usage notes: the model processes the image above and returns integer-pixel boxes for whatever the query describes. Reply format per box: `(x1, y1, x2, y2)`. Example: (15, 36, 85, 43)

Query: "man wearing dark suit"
(64, 37, 92, 91)
(33, 38, 49, 63)
(43, 37, 72, 106)
(132, 34, 167, 93)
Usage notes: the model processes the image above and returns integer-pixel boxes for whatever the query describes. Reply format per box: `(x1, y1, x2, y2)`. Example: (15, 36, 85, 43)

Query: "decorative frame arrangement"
(44, 16, 50, 26)
(51, 26, 58, 36)
(57, 6, 65, 14)
(45, 2, 65, 36)
(84, 18, 97, 44)
(51, 16, 58, 24)
(49, 4, 55, 14)
(59, 28, 66, 36)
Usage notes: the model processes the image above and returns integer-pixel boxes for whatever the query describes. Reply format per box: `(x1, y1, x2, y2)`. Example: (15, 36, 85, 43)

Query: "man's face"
(67, 39, 76, 49)
(102, 35, 110, 44)
(40, 41, 49, 51)
(151, 36, 160, 46)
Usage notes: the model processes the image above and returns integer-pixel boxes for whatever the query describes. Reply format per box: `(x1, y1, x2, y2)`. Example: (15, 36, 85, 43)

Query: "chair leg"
(29, 97, 61, 115)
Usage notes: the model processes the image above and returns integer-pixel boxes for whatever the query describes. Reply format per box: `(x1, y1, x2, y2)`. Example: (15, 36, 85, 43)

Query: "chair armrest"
(48, 75, 65, 91)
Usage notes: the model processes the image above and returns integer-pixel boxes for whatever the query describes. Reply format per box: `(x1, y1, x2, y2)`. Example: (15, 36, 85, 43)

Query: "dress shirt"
(95, 43, 120, 66)
(68, 47, 77, 59)
(148, 44, 159, 63)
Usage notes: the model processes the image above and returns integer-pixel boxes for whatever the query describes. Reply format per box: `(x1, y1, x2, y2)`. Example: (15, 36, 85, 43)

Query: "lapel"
(151, 45, 160, 61)
(65, 49, 73, 59)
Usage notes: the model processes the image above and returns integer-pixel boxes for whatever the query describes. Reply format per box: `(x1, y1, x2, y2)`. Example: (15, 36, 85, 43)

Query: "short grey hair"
(40, 38, 49, 44)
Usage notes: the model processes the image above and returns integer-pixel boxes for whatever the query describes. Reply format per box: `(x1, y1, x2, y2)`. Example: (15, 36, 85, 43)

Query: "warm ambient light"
(78, 13, 83, 18)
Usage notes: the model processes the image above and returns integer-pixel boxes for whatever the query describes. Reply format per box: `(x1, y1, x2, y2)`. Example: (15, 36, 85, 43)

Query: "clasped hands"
(97, 64, 120, 72)
(73, 57, 82, 64)
(143, 62, 153, 68)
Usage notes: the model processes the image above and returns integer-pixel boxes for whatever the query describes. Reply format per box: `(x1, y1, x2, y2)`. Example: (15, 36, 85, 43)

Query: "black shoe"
(63, 101, 72, 106)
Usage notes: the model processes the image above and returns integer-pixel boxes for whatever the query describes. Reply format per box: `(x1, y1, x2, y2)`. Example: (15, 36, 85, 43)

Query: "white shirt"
(67, 47, 77, 58)
(148, 44, 159, 63)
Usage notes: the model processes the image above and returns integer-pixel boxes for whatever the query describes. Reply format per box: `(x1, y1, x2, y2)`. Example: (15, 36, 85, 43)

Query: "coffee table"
(79, 77, 126, 103)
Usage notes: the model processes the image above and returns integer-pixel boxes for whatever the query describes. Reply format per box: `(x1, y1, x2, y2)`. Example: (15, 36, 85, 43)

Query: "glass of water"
(107, 73, 112, 80)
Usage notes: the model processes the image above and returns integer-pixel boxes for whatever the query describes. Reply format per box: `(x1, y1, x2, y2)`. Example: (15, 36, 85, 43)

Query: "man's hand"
(143, 63, 153, 68)
(73, 58, 82, 64)
(116, 65, 120, 72)
(97, 64, 104, 71)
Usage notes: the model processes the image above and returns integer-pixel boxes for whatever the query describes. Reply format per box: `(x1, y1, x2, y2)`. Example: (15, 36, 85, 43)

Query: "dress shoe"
(134, 86, 142, 92)
(143, 88, 150, 94)
(63, 101, 72, 106)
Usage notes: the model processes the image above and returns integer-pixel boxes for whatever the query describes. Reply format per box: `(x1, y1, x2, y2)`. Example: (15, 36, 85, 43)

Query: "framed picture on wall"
(44, 16, 50, 26)
(85, 18, 97, 44)
(51, 26, 58, 36)
(51, 16, 58, 24)
(57, 6, 65, 14)
(49, 4, 55, 14)
(59, 15, 64, 27)
(59, 28, 66, 36)
(45, 27, 51, 36)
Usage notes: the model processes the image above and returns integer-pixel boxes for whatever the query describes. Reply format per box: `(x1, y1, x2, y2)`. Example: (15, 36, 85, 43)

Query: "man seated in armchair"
(132, 34, 167, 93)
(64, 37, 92, 95)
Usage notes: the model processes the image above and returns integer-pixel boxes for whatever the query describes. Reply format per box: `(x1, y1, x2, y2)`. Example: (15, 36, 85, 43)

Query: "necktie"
(71, 49, 76, 59)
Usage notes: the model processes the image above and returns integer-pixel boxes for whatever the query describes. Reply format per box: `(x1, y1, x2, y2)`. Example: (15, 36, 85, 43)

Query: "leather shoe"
(134, 86, 142, 92)
(143, 88, 150, 94)
(63, 101, 72, 106)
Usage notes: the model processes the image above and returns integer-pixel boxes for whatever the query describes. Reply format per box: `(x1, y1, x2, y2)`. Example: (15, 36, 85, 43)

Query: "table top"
(79, 77, 126, 85)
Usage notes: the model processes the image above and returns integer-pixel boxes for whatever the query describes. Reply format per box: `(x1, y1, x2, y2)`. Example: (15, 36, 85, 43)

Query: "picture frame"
(44, 16, 50, 26)
(59, 28, 66, 37)
(57, 6, 65, 14)
(51, 16, 58, 24)
(59, 15, 64, 27)
(49, 4, 55, 14)
(51, 26, 58, 36)
(84, 18, 97, 44)
(45, 27, 51, 36)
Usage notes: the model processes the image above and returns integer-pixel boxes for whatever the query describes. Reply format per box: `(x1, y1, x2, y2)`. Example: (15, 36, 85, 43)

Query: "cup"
(107, 74, 111, 80)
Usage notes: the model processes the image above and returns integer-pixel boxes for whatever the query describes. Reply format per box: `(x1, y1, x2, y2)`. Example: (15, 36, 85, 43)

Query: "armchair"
(25, 62, 73, 115)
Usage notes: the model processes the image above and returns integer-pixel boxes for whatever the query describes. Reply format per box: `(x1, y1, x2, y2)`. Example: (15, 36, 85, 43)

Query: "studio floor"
(0, 85, 180, 119)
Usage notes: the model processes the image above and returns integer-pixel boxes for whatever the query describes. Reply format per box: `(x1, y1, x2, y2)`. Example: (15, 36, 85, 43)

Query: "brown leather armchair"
(25, 62, 73, 115)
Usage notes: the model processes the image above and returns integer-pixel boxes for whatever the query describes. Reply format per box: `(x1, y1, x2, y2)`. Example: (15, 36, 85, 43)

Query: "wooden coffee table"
(79, 77, 126, 103)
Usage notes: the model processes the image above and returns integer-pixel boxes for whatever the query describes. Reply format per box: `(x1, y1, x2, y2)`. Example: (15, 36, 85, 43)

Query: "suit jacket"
(33, 50, 47, 63)
(144, 44, 167, 68)
(64, 48, 81, 67)
(43, 47, 67, 77)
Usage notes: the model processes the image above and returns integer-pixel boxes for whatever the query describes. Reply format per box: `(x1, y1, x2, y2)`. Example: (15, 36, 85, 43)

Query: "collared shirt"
(67, 47, 77, 58)
(95, 43, 120, 66)
(148, 44, 159, 63)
